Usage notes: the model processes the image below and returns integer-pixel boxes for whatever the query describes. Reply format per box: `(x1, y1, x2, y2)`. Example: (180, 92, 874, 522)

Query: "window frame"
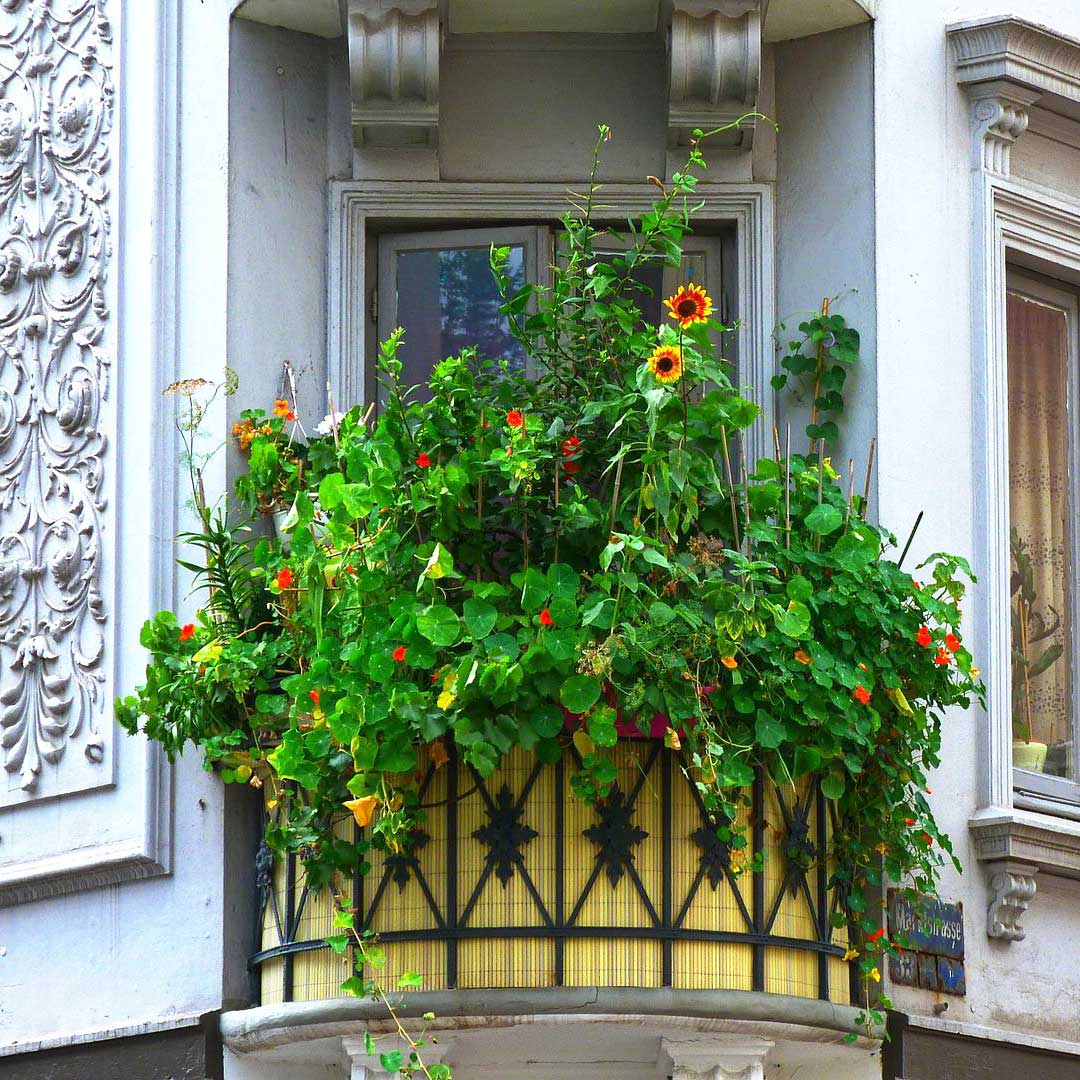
(329, 180, 776, 466)
(1006, 269, 1080, 803)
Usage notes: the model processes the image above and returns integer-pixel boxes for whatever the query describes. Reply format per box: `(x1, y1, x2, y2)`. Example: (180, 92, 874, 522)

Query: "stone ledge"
(970, 807, 1080, 880)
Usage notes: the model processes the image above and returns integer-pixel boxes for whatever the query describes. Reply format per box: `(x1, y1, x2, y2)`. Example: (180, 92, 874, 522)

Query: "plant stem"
(719, 426, 741, 551)
(807, 297, 830, 455)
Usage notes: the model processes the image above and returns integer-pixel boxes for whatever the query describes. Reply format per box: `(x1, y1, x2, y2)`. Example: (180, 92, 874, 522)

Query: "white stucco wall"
(872, 0, 1080, 1045)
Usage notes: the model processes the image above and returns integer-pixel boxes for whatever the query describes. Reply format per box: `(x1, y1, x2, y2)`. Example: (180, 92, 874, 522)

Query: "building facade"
(3, 1, 1080, 1078)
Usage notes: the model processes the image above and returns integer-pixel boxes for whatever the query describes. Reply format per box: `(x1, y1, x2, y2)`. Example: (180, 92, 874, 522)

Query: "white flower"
(316, 411, 344, 437)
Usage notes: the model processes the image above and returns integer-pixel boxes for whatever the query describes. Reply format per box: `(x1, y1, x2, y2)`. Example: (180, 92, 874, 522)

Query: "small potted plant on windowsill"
(1010, 529, 1063, 773)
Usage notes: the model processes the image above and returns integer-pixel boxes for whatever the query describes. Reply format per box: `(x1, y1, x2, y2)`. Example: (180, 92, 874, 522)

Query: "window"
(375, 223, 732, 400)
(1008, 272, 1080, 796)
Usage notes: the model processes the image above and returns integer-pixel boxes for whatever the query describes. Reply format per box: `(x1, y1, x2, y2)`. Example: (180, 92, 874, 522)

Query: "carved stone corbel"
(347, 0, 440, 152)
(967, 81, 1040, 177)
(986, 860, 1038, 941)
(663, 1037, 774, 1080)
(668, 0, 766, 149)
(342, 1035, 453, 1080)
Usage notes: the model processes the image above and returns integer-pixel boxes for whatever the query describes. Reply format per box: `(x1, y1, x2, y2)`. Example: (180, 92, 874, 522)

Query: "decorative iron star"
(385, 827, 430, 891)
(691, 816, 734, 891)
(783, 802, 816, 898)
(584, 785, 649, 887)
(473, 783, 539, 885)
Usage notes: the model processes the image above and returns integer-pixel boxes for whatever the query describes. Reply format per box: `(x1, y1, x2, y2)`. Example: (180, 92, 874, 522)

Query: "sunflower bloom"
(648, 344, 683, 384)
(664, 284, 714, 327)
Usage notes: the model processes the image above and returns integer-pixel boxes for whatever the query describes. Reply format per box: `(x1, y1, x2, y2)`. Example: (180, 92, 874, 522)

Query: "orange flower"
(392, 645, 407, 663)
(904, 817, 916, 826)
(854, 685, 871, 705)
(430, 740, 450, 768)
(933, 647, 951, 666)
(945, 632, 960, 652)
(344, 795, 378, 828)
(179, 623, 195, 642)
(664, 284, 714, 328)
(416, 452, 432, 468)
(794, 649, 812, 665)
(721, 655, 738, 670)
(539, 608, 554, 627)
(275, 567, 294, 590)
(916, 626, 932, 647)
(506, 409, 524, 428)
(273, 398, 295, 421)
(648, 344, 683, 384)
(921, 831, 934, 847)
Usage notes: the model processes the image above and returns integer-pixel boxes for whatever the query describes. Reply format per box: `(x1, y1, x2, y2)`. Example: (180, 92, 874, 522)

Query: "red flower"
(868, 927, 886, 942)
(539, 608, 554, 627)
(275, 567, 294, 590)
(854, 685, 871, 705)
(345, 564, 356, 575)
(561, 437, 580, 456)
(916, 626, 932, 647)
(913, 579, 922, 590)
(922, 831, 934, 847)
(563, 462, 579, 474)
(506, 410, 524, 428)
(933, 647, 951, 666)
(179, 623, 195, 642)
(945, 632, 961, 652)
(392, 645, 407, 663)
(904, 817, 916, 826)
(309, 690, 320, 708)
(416, 452, 432, 468)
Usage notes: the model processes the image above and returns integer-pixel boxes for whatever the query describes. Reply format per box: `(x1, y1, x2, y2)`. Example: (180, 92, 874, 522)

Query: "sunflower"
(648, 344, 683, 384)
(664, 284, 714, 327)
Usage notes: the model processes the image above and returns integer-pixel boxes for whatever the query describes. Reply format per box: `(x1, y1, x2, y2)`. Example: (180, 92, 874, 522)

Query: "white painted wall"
(871, 0, 1080, 1045)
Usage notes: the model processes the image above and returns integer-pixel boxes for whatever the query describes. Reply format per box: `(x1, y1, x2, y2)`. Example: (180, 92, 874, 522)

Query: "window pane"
(1008, 290, 1073, 778)
(395, 244, 528, 393)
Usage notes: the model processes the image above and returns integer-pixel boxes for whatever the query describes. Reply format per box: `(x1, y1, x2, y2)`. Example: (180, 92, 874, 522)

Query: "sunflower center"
(676, 298, 698, 316)
(658, 356, 674, 372)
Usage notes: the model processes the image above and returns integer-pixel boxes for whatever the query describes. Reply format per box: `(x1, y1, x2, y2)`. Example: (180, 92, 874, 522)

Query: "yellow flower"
(843, 947, 860, 961)
(875, 842, 888, 856)
(971, 666, 981, 679)
(664, 727, 682, 751)
(648, 344, 683, 384)
(663, 284, 714, 328)
(869, 966, 881, 983)
(344, 795, 379, 828)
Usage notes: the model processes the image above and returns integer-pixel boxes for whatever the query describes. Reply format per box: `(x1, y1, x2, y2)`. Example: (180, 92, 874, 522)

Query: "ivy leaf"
(397, 971, 424, 989)
(380, 1052, 404, 1072)
(560, 674, 602, 714)
(326, 933, 351, 955)
(804, 503, 843, 536)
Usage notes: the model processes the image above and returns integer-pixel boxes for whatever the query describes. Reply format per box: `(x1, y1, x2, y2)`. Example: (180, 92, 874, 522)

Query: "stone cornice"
(948, 17, 1080, 105)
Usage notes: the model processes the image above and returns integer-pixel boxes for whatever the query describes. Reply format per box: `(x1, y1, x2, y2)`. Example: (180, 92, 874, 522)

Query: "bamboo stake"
(807, 297, 830, 455)
(740, 432, 751, 544)
(772, 424, 782, 466)
(844, 458, 855, 526)
(862, 436, 877, 511)
(720, 426, 742, 551)
(609, 453, 625, 535)
(784, 422, 791, 550)
(897, 511, 924, 569)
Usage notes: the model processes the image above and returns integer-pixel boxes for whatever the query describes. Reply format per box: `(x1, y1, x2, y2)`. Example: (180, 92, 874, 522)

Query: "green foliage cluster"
(118, 126, 982, 1034)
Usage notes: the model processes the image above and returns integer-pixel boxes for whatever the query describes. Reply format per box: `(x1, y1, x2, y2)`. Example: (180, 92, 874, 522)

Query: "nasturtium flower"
(869, 967, 881, 983)
(648, 344, 683, 384)
(916, 626, 932, 647)
(721, 655, 738, 670)
(275, 567, 294, 590)
(539, 608, 554, 627)
(794, 649, 812, 665)
(344, 795, 378, 828)
(904, 817, 916, 826)
(843, 948, 860, 962)
(868, 927, 886, 942)
(663, 283, 714, 328)
(416, 452, 432, 468)
(563, 462, 580, 474)
(273, 398, 295, 421)
(392, 645, 407, 663)
(561, 436, 580, 455)
(922, 831, 934, 847)
(854, 685, 871, 705)
(933, 647, 951, 666)
(945, 632, 960, 652)
(506, 409, 524, 428)
(179, 623, 195, 642)
(309, 690, 320, 707)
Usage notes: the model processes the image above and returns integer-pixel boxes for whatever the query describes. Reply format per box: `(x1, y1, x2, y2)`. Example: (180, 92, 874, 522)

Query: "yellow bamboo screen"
(258, 744, 852, 1007)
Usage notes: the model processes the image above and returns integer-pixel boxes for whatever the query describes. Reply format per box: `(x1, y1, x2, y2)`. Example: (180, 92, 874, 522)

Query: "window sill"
(969, 805, 1080, 880)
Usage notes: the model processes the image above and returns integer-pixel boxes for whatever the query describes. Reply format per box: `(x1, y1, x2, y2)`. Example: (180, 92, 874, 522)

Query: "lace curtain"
(1007, 290, 1071, 772)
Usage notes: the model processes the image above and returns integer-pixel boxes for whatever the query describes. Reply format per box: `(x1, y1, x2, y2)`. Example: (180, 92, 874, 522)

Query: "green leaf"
(587, 705, 618, 747)
(531, 704, 565, 739)
(755, 712, 786, 749)
(462, 597, 498, 639)
(794, 745, 821, 776)
(547, 563, 580, 600)
(326, 933, 350, 955)
(786, 575, 813, 602)
(379, 1051, 404, 1072)
(804, 503, 843, 536)
(649, 601, 677, 626)
(266, 729, 320, 789)
(560, 674, 602, 714)
(821, 767, 847, 799)
(832, 525, 880, 570)
(774, 599, 811, 639)
(318, 472, 346, 509)
(416, 604, 461, 647)
(397, 971, 424, 989)
(519, 567, 550, 612)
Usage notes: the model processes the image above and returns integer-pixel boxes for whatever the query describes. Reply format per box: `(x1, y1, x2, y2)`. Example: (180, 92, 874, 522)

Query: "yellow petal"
(664, 727, 682, 751)
(437, 690, 456, 710)
(843, 948, 860, 961)
(344, 795, 379, 828)
(870, 966, 881, 983)
(573, 729, 595, 757)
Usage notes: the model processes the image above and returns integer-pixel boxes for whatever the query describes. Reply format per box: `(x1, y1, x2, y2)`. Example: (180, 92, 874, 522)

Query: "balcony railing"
(253, 742, 856, 1006)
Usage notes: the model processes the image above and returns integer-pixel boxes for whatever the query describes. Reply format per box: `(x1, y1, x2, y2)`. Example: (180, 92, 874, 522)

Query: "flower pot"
(1013, 740, 1048, 773)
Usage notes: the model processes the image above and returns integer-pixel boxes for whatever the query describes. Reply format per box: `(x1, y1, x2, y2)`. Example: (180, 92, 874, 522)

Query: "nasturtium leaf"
(649, 601, 677, 626)
(774, 599, 811, 638)
(547, 563, 580, 600)
(560, 674, 602, 714)
(804, 503, 843, 536)
(786, 575, 813, 602)
(536, 736, 563, 764)
(416, 604, 460, 646)
(368, 652, 394, 683)
(531, 704, 565, 739)
(267, 729, 320, 790)
(318, 472, 346, 509)
(519, 567, 550, 612)
(587, 706, 618, 747)
(544, 629, 577, 663)
(462, 597, 498, 639)
(821, 768, 847, 800)
(794, 745, 821, 776)
(754, 712, 786, 749)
